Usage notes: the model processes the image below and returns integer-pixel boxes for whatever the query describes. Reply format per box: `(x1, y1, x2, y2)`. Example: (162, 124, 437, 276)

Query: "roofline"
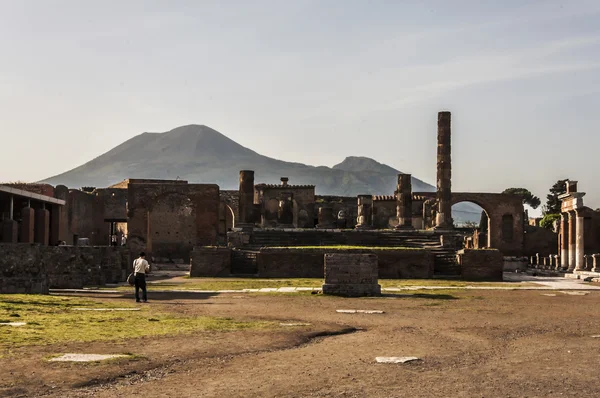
(0, 185, 66, 205)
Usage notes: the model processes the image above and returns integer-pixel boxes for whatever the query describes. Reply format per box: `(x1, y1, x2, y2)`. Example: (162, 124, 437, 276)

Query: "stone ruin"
(322, 253, 381, 297)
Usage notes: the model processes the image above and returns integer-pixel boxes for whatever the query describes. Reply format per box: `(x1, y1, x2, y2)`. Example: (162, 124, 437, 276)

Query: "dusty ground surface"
(3, 288, 600, 398)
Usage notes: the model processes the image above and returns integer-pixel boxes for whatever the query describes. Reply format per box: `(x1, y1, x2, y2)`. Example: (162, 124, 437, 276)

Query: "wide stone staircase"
(232, 230, 462, 276)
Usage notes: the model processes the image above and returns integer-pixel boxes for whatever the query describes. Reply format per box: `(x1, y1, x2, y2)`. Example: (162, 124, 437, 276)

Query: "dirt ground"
(2, 289, 600, 398)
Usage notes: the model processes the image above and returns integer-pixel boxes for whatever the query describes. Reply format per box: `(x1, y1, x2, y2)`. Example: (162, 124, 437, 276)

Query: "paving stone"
(376, 357, 420, 364)
(280, 323, 311, 326)
(49, 354, 129, 362)
(336, 309, 385, 314)
(258, 288, 278, 292)
(541, 294, 557, 297)
(558, 291, 590, 296)
(277, 287, 297, 292)
(0, 322, 26, 327)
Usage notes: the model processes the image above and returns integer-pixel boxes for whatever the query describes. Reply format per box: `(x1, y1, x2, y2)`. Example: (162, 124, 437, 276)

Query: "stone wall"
(0, 244, 49, 294)
(322, 253, 381, 297)
(190, 247, 232, 277)
(377, 250, 434, 279)
(45, 246, 129, 289)
(0, 244, 128, 291)
(457, 249, 504, 281)
(256, 248, 434, 279)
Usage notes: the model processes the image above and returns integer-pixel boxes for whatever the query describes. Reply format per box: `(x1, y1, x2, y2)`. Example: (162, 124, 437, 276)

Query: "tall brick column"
(34, 208, 50, 245)
(238, 170, 255, 225)
(20, 207, 35, 243)
(395, 173, 413, 230)
(435, 111, 453, 229)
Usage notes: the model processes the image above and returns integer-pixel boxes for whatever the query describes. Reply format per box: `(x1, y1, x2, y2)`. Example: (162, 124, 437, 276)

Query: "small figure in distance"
(132, 252, 150, 303)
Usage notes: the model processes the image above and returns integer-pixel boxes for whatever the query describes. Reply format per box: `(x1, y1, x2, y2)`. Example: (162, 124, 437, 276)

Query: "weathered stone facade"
(322, 253, 381, 297)
(0, 244, 49, 294)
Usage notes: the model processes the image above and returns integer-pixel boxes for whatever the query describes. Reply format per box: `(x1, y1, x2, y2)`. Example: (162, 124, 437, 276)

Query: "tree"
(545, 179, 568, 215)
(502, 188, 541, 209)
(540, 213, 560, 230)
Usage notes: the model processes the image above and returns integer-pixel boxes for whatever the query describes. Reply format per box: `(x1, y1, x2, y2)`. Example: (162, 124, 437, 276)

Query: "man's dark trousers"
(135, 273, 147, 302)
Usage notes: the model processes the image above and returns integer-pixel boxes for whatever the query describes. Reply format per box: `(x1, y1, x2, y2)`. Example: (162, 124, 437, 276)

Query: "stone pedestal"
(435, 111, 453, 229)
(322, 253, 381, 297)
(395, 174, 413, 230)
(20, 207, 35, 243)
(34, 208, 50, 245)
(355, 195, 373, 229)
(2, 220, 18, 243)
(316, 207, 336, 229)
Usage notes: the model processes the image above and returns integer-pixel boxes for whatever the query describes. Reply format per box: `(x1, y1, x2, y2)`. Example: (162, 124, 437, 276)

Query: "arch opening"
(452, 201, 491, 248)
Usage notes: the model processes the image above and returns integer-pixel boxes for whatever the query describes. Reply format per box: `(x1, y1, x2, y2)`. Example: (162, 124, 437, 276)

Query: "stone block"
(322, 253, 381, 297)
(190, 247, 231, 277)
(458, 249, 503, 281)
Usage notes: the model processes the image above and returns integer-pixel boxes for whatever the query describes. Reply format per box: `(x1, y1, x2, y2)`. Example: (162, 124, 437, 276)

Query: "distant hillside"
(42, 125, 435, 195)
(41, 124, 481, 222)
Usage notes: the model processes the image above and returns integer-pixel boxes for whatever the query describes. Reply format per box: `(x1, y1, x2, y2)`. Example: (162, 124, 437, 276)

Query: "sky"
(1, 0, 599, 211)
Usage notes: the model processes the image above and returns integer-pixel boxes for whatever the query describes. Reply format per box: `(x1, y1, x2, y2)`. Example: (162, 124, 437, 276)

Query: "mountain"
(41, 124, 481, 222)
(42, 124, 436, 195)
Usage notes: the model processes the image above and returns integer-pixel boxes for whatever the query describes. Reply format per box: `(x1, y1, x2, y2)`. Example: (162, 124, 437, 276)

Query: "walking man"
(133, 252, 150, 303)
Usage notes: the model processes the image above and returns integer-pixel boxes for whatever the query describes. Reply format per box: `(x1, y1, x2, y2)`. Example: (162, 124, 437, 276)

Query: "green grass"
(118, 277, 538, 292)
(0, 295, 274, 348)
(266, 246, 421, 250)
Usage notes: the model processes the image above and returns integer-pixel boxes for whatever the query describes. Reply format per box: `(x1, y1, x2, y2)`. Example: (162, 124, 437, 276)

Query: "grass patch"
(103, 277, 538, 292)
(0, 295, 274, 348)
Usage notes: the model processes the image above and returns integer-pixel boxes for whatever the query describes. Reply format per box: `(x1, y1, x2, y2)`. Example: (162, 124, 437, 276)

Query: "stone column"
(554, 255, 561, 271)
(20, 207, 35, 243)
(575, 210, 585, 271)
(355, 195, 373, 229)
(560, 213, 569, 270)
(567, 211, 576, 272)
(395, 174, 413, 230)
(435, 111, 453, 229)
(316, 206, 336, 229)
(34, 208, 50, 245)
(592, 254, 600, 273)
(238, 170, 255, 225)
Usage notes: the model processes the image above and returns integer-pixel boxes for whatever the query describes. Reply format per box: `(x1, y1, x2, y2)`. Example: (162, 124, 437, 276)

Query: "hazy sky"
(1, 0, 599, 209)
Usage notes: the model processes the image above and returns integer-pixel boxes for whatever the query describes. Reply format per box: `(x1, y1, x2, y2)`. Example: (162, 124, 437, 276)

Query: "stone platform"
(322, 253, 381, 297)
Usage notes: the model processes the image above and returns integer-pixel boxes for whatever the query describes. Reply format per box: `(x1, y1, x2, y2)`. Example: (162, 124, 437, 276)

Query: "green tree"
(502, 188, 541, 209)
(546, 179, 568, 215)
(540, 213, 561, 230)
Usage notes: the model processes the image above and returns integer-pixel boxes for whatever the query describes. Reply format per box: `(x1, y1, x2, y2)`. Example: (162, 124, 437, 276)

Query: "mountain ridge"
(41, 124, 435, 195)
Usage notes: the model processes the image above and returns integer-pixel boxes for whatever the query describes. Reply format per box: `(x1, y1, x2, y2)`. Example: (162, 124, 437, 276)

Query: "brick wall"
(190, 247, 232, 277)
(457, 249, 504, 281)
